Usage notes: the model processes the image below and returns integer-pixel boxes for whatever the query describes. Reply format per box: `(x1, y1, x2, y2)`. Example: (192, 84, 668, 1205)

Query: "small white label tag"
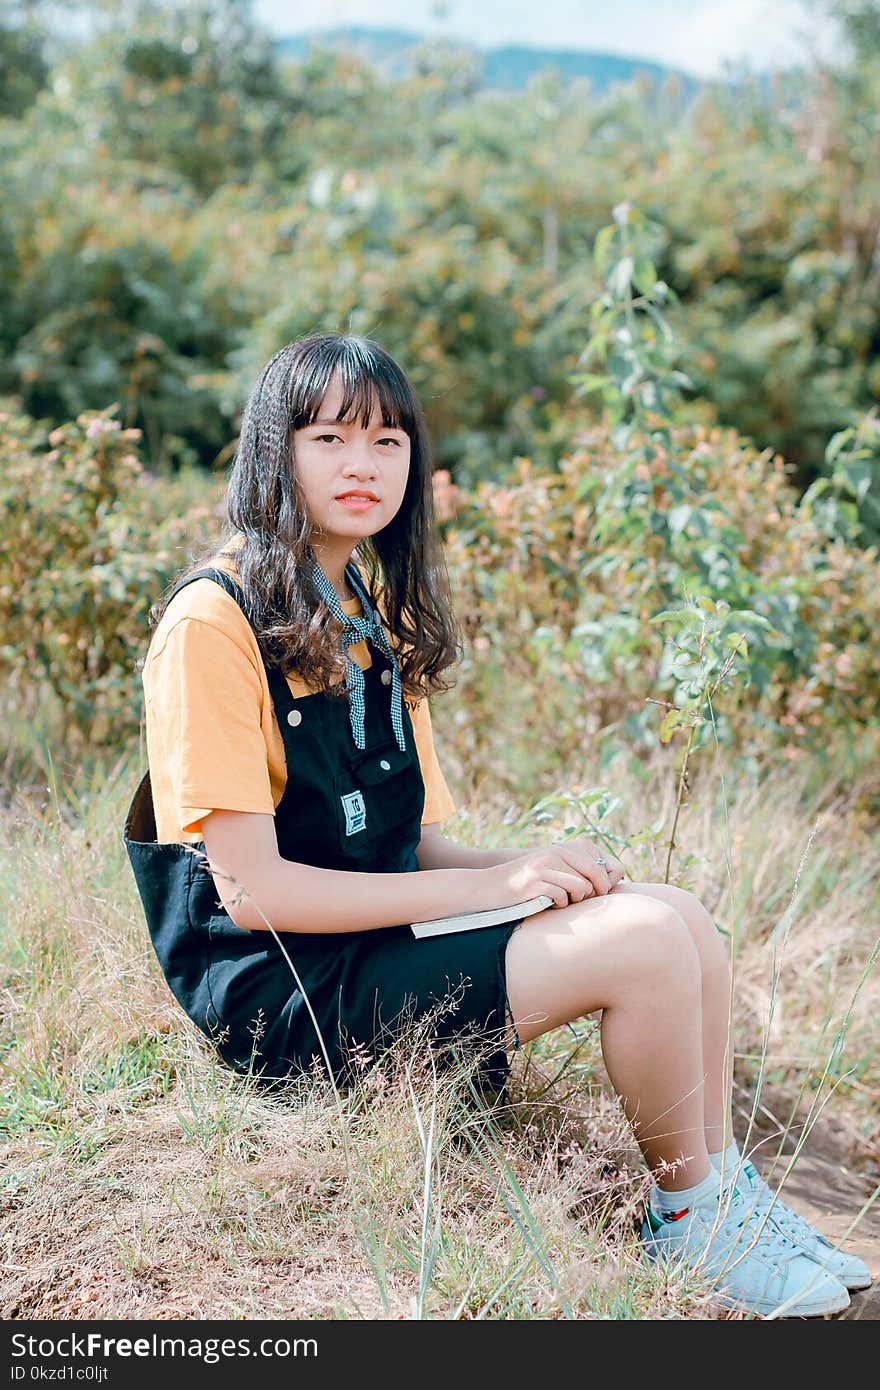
(341, 789, 367, 836)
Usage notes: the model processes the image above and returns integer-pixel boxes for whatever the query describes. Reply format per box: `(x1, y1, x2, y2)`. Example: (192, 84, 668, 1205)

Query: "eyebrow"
(310, 418, 405, 429)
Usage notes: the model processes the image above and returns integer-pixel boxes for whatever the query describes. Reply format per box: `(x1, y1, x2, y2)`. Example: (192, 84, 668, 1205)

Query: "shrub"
(0, 406, 218, 764)
(438, 415, 880, 802)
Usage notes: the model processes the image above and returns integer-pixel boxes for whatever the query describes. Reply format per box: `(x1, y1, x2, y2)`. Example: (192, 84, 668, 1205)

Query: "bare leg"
(608, 882, 734, 1155)
(504, 895, 710, 1191)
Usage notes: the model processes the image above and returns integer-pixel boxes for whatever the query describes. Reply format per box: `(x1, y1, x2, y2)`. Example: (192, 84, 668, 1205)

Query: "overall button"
(287, 709, 303, 727)
(380, 669, 392, 685)
(379, 759, 391, 771)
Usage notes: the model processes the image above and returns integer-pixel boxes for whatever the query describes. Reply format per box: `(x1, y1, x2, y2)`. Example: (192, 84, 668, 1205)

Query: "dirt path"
(749, 1151, 879, 1320)
(737, 1084, 878, 1325)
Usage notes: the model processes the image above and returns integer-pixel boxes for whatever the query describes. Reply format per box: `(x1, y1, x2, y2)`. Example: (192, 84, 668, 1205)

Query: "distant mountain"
(274, 25, 707, 99)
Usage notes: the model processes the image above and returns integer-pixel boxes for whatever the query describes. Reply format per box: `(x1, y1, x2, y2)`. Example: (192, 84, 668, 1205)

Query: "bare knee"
(614, 882, 729, 987)
(624, 901, 702, 995)
(504, 895, 701, 1044)
(564, 895, 702, 1000)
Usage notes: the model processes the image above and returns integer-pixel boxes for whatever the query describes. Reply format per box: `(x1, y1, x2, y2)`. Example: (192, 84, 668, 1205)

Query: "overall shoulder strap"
(166, 566, 245, 608)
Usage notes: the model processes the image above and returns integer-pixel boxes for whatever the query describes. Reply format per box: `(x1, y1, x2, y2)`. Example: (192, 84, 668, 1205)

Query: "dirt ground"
(746, 1098, 880, 1321)
(751, 1154, 879, 1320)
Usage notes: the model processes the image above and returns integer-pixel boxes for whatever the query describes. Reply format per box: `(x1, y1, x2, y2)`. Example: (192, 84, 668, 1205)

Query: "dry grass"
(1, 732, 878, 1320)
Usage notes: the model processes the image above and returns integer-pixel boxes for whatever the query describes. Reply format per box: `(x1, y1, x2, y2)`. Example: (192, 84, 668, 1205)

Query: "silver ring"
(594, 857, 607, 866)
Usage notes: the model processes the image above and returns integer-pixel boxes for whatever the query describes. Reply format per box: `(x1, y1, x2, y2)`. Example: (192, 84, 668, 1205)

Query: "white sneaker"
(641, 1182, 851, 1317)
(731, 1159, 873, 1292)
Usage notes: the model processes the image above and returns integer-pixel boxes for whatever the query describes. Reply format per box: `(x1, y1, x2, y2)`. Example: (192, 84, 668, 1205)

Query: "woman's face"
(292, 374, 411, 561)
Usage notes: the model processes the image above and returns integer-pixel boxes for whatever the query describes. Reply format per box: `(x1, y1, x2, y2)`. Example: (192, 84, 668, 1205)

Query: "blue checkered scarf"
(310, 558, 407, 753)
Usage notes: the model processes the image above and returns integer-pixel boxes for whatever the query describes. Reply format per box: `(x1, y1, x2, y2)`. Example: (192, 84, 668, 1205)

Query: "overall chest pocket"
(333, 738, 423, 861)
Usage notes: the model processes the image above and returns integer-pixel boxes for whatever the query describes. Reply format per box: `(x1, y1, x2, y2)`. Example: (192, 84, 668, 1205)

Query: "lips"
(336, 490, 379, 501)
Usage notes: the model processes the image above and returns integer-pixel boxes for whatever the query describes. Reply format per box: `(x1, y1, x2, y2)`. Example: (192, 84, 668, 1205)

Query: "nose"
(341, 438, 378, 477)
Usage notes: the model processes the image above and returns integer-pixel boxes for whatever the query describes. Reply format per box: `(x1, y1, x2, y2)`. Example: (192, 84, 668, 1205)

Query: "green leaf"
(642, 301, 674, 341)
(651, 607, 703, 629)
(728, 609, 774, 629)
(569, 372, 608, 394)
(833, 458, 873, 501)
(607, 255, 634, 298)
(659, 707, 691, 743)
(825, 427, 855, 464)
(593, 224, 617, 272)
(632, 256, 657, 293)
(669, 370, 695, 392)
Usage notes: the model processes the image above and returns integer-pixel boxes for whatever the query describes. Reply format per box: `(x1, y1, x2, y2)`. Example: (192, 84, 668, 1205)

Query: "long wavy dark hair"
(150, 333, 463, 701)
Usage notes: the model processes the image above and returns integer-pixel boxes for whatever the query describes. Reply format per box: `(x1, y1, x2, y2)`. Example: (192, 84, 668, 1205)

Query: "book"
(410, 895, 555, 939)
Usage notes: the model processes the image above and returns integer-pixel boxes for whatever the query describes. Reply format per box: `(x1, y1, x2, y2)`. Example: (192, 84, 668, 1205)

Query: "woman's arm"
(202, 810, 627, 930)
(414, 823, 533, 872)
(201, 809, 503, 934)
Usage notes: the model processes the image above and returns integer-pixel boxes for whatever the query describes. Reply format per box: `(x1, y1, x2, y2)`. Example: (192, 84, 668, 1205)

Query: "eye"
(311, 430, 404, 446)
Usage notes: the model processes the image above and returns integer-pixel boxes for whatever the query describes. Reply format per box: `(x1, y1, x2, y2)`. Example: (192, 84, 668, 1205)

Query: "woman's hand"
(480, 840, 626, 911)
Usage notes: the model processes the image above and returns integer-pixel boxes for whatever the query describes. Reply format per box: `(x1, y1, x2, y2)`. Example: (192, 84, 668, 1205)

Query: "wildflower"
(86, 418, 120, 438)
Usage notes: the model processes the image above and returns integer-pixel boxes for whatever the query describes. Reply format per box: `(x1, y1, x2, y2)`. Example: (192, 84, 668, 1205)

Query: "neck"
(311, 541, 356, 601)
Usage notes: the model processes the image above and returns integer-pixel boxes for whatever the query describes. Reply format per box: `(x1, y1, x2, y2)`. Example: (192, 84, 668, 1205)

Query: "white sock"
(650, 1166, 722, 1219)
(709, 1139, 742, 1187)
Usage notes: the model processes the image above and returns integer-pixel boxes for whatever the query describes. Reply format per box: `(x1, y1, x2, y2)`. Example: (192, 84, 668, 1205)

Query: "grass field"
(1, 725, 877, 1320)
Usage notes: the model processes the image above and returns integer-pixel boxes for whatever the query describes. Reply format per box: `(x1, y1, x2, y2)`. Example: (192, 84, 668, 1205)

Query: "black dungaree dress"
(123, 566, 523, 1096)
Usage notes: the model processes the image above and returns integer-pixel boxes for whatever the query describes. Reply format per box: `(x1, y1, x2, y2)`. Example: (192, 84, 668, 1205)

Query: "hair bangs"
(290, 336, 418, 438)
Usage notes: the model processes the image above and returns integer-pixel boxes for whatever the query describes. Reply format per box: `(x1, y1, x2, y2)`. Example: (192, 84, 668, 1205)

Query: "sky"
(252, 0, 841, 81)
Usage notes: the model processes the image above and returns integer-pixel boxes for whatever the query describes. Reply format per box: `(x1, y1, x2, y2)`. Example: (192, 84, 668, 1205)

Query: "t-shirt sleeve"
(145, 615, 275, 838)
(408, 696, 457, 824)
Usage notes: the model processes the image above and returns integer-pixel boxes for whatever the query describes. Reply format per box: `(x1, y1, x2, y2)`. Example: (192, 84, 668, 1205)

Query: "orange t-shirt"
(142, 549, 457, 845)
